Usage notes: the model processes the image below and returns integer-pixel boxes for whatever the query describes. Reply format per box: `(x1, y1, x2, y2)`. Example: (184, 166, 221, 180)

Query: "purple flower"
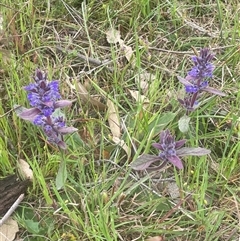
(17, 69, 77, 149)
(131, 129, 211, 170)
(177, 48, 226, 112)
(151, 130, 186, 169)
(188, 48, 215, 80)
(185, 80, 209, 94)
(24, 69, 61, 115)
(33, 115, 77, 149)
(178, 75, 226, 97)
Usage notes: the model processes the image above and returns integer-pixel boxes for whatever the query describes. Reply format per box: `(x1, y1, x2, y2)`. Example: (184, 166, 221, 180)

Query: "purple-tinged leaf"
(167, 155, 183, 169)
(57, 141, 67, 149)
(185, 75, 196, 81)
(176, 147, 211, 157)
(58, 126, 78, 134)
(175, 139, 187, 148)
(177, 76, 194, 86)
(18, 107, 41, 121)
(152, 143, 163, 150)
(131, 154, 161, 171)
(54, 100, 72, 108)
(204, 87, 226, 96)
(146, 161, 168, 171)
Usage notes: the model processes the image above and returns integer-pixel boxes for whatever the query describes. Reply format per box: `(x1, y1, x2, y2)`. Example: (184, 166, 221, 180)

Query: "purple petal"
(175, 139, 187, 149)
(204, 87, 226, 96)
(131, 154, 161, 171)
(57, 126, 78, 134)
(54, 100, 72, 108)
(24, 83, 37, 91)
(18, 108, 41, 121)
(167, 155, 183, 169)
(176, 147, 211, 156)
(185, 85, 199, 93)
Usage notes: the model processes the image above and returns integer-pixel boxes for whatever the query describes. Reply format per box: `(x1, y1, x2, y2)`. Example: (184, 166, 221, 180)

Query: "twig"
(0, 194, 24, 227)
(55, 46, 114, 72)
(157, 194, 192, 223)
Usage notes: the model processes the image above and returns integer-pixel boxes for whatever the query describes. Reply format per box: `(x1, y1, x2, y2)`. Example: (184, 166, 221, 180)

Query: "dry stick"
(157, 194, 192, 223)
(0, 194, 24, 227)
(55, 46, 114, 72)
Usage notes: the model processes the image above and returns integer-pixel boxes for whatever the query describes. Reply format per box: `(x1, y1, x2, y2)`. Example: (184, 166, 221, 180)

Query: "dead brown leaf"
(106, 28, 121, 44)
(0, 218, 19, 241)
(135, 70, 155, 93)
(118, 39, 135, 64)
(128, 89, 149, 109)
(106, 28, 135, 64)
(107, 99, 121, 138)
(17, 159, 34, 181)
(146, 236, 164, 241)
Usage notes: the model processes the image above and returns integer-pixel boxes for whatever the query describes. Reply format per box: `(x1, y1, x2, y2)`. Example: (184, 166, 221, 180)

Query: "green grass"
(1, 0, 240, 240)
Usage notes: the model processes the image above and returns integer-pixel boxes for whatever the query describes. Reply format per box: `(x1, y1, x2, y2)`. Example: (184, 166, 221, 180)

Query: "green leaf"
(56, 160, 67, 190)
(24, 219, 40, 234)
(66, 132, 86, 149)
(148, 112, 176, 137)
(178, 115, 191, 133)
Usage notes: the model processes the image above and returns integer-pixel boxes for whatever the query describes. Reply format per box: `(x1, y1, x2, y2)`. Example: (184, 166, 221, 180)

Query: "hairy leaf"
(131, 154, 160, 170)
(17, 107, 41, 121)
(168, 155, 183, 169)
(177, 76, 193, 86)
(204, 87, 226, 96)
(176, 147, 211, 156)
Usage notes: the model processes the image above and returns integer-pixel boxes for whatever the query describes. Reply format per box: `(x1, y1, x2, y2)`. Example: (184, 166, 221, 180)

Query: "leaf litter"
(107, 99, 131, 158)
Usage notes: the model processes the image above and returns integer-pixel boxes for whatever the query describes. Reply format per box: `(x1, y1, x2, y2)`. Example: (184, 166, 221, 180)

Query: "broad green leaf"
(66, 132, 86, 149)
(148, 112, 176, 137)
(24, 219, 40, 234)
(56, 160, 67, 190)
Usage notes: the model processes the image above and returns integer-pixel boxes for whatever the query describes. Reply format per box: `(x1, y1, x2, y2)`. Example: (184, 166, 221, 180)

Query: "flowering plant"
(18, 69, 77, 149)
(177, 48, 226, 112)
(131, 129, 210, 170)
(131, 48, 225, 171)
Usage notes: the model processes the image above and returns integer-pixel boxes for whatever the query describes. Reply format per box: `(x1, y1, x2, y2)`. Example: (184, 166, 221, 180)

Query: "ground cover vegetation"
(0, 0, 240, 240)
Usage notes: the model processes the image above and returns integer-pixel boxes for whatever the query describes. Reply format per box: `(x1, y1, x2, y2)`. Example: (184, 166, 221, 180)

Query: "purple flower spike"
(33, 115, 76, 149)
(131, 129, 211, 171)
(152, 130, 186, 169)
(24, 70, 61, 112)
(177, 48, 226, 112)
(17, 69, 78, 149)
(188, 48, 215, 80)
